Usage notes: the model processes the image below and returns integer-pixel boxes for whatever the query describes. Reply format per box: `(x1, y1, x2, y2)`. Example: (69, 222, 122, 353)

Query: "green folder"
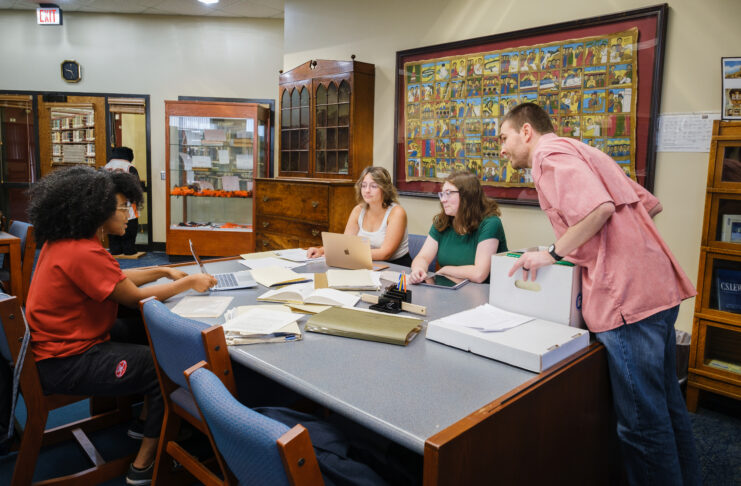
(305, 307, 423, 346)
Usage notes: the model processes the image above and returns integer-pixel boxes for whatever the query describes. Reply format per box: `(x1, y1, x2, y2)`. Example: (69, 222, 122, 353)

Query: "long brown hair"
(434, 171, 500, 235)
(354, 166, 399, 209)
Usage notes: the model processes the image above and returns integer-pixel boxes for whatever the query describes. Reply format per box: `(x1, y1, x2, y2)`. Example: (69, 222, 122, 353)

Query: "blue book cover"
(716, 268, 741, 313)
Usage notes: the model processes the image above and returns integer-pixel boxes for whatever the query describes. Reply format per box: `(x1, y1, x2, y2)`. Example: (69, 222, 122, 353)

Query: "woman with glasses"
(307, 166, 411, 266)
(25, 166, 216, 484)
(409, 171, 507, 284)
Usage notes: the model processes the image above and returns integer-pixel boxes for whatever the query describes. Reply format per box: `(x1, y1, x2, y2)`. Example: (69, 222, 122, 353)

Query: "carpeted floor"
(1, 251, 740, 485)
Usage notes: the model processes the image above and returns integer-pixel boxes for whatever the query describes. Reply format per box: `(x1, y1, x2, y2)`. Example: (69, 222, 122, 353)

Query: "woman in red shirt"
(25, 166, 215, 485)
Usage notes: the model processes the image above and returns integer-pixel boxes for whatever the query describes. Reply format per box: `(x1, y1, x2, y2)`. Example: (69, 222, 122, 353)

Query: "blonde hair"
(354, 166, 399, 209)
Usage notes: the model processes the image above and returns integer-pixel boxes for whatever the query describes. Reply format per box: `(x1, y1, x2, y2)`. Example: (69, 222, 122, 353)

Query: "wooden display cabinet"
(255, 58, 374, 251)
(687, 120, 741, 410)
(165, 100, 271, 256)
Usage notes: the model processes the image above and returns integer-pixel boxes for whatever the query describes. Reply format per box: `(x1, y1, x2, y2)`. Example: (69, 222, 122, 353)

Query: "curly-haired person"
(25, 166, 216, 485)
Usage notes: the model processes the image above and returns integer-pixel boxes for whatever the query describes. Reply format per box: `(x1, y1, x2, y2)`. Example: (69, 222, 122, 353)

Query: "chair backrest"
(407, 233, 436, 272)
(188, 365, 294, 486)
(8, 221, 34, 260)
(141, 298, 211, 389)
(0, 293, 13, 363)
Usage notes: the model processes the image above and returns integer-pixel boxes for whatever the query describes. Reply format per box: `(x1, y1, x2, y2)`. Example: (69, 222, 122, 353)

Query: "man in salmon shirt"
(499, 103, 699, 486)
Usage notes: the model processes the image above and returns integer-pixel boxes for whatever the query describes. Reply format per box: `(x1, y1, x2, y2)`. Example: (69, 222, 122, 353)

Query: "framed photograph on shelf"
(722, 57, 741, 120)
(394, 5, 668, 205)
(720, 214, 741, 242)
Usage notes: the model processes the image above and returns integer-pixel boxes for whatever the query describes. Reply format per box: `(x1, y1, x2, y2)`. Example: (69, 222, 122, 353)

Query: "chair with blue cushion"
(0, 293, 134, 485)
(407, 233, 436, 272)
(185, 361, 324, 486)
(140, 296, 236, 486)
(0, 221, 36, 305)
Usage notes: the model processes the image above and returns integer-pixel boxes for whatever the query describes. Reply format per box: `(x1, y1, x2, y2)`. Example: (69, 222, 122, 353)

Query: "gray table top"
(161, 258, 536, 454)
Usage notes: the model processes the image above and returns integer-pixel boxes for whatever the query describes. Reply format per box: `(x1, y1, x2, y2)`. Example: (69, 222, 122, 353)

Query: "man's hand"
(507, 251, 556, 281)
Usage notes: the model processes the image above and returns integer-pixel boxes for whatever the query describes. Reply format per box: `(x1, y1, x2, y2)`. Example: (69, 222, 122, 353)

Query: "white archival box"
(425, 253, 589, 373)
(425, 318, 589, 373)
(489, 253, 584, 328)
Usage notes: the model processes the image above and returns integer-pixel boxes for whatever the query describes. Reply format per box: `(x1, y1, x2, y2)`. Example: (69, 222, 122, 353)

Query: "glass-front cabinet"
(688, 120, 741, 411)
(277, 58, 375, 180)
(165, 100, 270, 256)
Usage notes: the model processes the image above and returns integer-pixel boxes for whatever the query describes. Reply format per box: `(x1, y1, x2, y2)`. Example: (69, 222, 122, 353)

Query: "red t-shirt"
(26, 236, 126, 361)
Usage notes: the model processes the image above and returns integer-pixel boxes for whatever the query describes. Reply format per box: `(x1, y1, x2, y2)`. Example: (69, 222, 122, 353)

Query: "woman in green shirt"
(409, 171, 507, 283)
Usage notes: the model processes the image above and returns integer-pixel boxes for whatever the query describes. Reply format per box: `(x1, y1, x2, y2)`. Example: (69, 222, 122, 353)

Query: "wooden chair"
(0, 220, 37, 305)
(140, 296, 236, 486)
(185, 361, 324, 486)
(0, 293, 135, 485)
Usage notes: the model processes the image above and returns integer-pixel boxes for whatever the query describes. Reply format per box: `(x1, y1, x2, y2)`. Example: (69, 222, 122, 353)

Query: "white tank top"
(357, 203, 409, 261)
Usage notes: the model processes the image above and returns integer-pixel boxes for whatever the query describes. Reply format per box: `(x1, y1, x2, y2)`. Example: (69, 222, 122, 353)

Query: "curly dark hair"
(110, 171, 144, 207)
(28, 166, 116, 245)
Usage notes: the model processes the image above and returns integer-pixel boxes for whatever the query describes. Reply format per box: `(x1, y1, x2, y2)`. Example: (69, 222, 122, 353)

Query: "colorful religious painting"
(395, 6, 668, 204)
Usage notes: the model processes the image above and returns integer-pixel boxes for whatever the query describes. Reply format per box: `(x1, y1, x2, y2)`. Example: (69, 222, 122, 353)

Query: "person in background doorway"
(105, 146, 142, 257)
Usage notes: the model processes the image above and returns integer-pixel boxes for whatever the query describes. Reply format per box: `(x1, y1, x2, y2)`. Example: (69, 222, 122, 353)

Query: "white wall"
(0, 10, 283, 242)
(283, 0, 741, 333)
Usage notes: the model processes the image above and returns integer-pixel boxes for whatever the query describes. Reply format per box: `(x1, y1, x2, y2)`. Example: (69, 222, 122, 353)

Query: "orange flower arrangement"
(170, 185, 251, 198)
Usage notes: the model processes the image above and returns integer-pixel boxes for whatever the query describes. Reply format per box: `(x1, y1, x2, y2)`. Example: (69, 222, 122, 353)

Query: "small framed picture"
(722, 57, 741, 120)
(721, 213, 741, 242)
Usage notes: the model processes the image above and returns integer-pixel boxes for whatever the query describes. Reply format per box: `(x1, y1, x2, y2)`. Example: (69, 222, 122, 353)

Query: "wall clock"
(61, 60, 81, 83)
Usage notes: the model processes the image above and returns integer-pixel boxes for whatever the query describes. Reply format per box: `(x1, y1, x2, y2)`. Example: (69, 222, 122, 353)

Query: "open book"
(305, 307, 423, 346)
(258, 282, 360, 307)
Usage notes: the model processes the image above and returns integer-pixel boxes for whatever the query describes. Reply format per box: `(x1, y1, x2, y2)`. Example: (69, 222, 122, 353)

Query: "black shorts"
(36, 340, 163, 438)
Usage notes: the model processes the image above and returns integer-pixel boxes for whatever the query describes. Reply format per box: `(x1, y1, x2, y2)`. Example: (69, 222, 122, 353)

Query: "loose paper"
(239, 257, 303, 270)
(191, 155, 212, 168)
(236, 153, 253, 170)
(656, 112, 720, 152)
(435, 304, 534, 332)
(221, 175, 240, 192)
(218, 149, 229, 165)
(170, 296, 233, 318)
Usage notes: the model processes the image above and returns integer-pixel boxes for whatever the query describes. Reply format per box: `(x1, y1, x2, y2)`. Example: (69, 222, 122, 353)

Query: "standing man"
(500, 102, 699, 486)
(104, 147, 143, 258)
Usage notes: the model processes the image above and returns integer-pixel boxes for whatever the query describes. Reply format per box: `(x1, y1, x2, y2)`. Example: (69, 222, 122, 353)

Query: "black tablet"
(418, 274, 469, 290)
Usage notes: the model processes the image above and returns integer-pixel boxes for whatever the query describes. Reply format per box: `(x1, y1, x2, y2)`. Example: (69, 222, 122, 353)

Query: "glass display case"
(165, 100, 271, 256)
(688, 120, 741, 411)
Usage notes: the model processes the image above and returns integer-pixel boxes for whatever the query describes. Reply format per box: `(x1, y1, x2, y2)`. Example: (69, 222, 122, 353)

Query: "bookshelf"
(687, 120, 741, 410)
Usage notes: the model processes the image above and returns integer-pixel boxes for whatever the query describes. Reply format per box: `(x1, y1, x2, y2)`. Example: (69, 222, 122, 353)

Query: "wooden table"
(0, 231, 22, 299)
(159, 258, 619, 485)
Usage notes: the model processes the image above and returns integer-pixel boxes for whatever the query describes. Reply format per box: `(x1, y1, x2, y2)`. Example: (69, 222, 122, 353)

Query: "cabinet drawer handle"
(262, 241, 268, 247)
(311, 201, 319, 208)
(262, 196, 269, 202)
(311, 229, 320, 237)
(262, 221, 270, 228)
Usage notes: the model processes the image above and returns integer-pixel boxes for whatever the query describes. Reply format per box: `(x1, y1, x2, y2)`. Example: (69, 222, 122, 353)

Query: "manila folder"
(305, 307, 422, 346)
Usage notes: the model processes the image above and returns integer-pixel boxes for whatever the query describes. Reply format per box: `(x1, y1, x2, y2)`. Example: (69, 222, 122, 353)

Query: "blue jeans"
(595, 306, 700, 486)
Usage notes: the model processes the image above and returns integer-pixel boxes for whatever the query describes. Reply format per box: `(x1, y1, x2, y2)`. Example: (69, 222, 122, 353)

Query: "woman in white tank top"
(307, 167, 411, 266)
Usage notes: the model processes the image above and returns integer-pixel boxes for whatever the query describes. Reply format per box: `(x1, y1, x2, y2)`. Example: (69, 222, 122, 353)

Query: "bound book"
(258, 282, 360, 307)
(249, 266, 311, 287)
(716, 268, 741, 313)
(322, 269, 380, 291)
(305, 307, 423, 346)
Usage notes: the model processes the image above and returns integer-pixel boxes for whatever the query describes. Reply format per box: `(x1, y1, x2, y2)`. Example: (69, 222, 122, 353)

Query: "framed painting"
(722, 57, 741, 120)
(394, 4, 668, 205)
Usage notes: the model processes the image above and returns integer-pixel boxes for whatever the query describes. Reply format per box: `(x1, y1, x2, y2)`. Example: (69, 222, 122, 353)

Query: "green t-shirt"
(429, 215, 507, 267)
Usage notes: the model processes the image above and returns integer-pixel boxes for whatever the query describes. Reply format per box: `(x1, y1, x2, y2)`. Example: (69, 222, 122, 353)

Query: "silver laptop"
(321, 232, 388, 271)
(189, 240, 256, 291)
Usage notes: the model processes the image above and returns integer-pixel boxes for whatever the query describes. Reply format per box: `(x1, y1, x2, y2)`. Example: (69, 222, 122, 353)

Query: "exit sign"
(37, 6, 62, 25)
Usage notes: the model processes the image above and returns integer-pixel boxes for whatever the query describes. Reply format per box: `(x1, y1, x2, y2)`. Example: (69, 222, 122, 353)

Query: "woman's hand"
(188, 273, 217, 292)
(307, 247, 325, 258)
(165, 268, 188, 280)
(409, 267, 428, 284)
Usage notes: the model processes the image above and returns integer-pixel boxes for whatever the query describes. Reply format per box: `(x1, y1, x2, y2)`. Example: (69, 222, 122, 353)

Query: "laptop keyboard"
(215, 273, 238, 288)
